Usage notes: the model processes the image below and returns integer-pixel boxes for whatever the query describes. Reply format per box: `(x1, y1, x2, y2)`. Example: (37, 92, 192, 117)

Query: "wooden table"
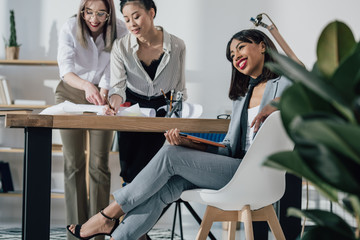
(3, 113, 229, 240)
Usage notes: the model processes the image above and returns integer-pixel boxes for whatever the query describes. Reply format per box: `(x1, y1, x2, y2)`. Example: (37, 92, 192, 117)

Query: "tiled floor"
(0, 197, 240, 240)
(1, 182, 356, 239)
(155, 202, 226, 239)
(2, 184, 358, 239)
(154, 202, 255, 240)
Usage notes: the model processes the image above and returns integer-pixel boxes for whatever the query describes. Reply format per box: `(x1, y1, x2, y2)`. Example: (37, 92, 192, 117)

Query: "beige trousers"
(55, 81, 114, 240)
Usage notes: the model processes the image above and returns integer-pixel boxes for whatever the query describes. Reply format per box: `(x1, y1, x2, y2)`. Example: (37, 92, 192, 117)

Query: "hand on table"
(103, 94, 123, 116)
(84, 82, 104, 105)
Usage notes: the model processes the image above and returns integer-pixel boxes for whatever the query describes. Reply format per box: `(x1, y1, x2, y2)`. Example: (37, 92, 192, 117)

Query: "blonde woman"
(55, 0, 127, 239)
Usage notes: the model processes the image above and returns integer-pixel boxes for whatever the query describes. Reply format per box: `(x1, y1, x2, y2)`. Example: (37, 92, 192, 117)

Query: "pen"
(160, 89, 168, 100)
(170, 90, 174, 111)
(103, 94, 115, 111)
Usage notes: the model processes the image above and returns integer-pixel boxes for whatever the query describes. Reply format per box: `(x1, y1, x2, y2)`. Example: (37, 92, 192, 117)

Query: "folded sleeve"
(108, 39, 127, 101)
(174, 42, 188, 101)
(98, 63, 111, 89)
(57, 21, 76, 79)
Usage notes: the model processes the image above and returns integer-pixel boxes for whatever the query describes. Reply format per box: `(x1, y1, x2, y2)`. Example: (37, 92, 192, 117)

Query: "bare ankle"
(102, 202, 124, 219)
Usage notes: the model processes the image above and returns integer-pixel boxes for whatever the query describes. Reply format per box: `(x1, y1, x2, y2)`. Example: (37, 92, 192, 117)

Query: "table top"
(4, 113, 230, 133)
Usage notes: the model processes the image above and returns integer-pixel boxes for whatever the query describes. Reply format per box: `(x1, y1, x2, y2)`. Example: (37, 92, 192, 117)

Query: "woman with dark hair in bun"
(105, 0, 188, 196)
(67, 28, 292, 240)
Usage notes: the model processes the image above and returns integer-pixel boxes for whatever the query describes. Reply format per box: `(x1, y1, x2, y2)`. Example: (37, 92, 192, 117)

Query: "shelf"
(0, 148, 25, 153)
(0, 144, 63, 153)
(0, 147, 118, 154)
(0, 59, 57, 66)
(0, 104, 50, 110)
(0, 192, 118, 200)
(0, 191, 64, 199)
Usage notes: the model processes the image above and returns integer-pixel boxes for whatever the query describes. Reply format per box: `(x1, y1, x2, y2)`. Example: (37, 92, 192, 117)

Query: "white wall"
(0, 0, 359, 117)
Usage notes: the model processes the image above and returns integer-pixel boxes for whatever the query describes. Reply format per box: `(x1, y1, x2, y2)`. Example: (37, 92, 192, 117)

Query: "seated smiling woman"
(67, 29, 292, 240)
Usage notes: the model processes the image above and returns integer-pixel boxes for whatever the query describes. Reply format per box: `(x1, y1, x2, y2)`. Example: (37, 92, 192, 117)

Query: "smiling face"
(83, 0, 108, 39)
(122, 2, 155, 37)
(229, 38, 266, 79)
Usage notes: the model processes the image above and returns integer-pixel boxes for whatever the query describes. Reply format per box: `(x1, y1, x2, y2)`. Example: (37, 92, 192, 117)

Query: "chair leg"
(167, 200, 218, 240)
(264, 205, 285, 240)
(242, 205, 254, 240)
(228, 221, 237, 240)
(178, 202, 184, 240)
(171, 202, 179, 240)
(183, 201, 217, 240)
(183, 201, 203, 224)
(196, 206, 217, 240)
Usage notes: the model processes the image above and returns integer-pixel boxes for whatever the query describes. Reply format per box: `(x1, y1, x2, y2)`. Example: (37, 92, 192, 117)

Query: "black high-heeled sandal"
(66, 209, 120, 240)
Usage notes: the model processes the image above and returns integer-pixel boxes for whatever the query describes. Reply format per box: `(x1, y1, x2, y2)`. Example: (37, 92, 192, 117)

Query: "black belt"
(126, 88, 170, 101)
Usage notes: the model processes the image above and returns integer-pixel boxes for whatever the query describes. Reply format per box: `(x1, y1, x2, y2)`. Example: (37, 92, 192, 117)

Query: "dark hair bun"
(120, 0, 157, 18)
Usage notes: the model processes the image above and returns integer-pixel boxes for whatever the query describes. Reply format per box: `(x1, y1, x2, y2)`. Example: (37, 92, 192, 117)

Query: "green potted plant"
(4, 10, 21, 60)
(264, 20, 360, 239)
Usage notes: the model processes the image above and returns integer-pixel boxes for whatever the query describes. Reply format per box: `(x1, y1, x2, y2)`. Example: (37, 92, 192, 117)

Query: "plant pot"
(5, 46, 20, 60)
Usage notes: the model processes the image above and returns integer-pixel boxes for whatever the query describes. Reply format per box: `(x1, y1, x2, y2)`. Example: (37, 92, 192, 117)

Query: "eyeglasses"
(217, 114, 231, 119)
(81, 9, 109, 22)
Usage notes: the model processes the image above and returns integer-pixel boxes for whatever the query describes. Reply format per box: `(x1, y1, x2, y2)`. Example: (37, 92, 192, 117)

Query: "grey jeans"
(111, 145, 241, 239)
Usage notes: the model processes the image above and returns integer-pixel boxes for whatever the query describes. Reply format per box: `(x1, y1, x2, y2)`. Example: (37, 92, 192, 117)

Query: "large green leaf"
(290, 117, 360, 165)
(266, 51, 355, 123)
(355, 97, 360, 123)
(279, 83, 339, 131)
(347, 195, 360, 221)
(317, 21, 356, 79)
(302, 227, 355, 240)
(311, 61, 324, 79)
(295, 140, 360, 195)
(265, 151, 338, 201)
(288, 208, 356, 239)
(343, 195, 360, 219)
(331, 42, 360, 104)
(356, 70, 360, 95)
(279, 83, 313, 133)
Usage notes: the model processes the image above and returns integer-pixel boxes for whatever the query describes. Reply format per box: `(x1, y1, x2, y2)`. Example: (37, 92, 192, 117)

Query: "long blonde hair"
(76, 0, 117, 52)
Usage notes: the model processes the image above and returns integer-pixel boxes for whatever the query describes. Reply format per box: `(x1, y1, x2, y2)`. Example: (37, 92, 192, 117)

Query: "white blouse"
(109, 26, 187, 102)
(245, 105, 260, 151)
(57, 17, 128, 90)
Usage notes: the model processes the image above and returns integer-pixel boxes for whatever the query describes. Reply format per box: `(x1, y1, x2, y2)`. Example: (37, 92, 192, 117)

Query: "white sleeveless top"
(245, 105, 260, 151)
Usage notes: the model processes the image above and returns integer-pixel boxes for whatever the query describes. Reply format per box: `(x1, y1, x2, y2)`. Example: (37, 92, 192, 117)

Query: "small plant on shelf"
(4, 10, 21, 60)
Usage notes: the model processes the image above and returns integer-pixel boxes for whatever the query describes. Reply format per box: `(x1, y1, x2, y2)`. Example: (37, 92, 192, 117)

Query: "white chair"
(181, 111, 294, 240)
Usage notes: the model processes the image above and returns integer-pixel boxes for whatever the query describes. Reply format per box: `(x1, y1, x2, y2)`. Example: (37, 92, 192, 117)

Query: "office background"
(0, 0, 359, 118)
(0, 0, 359, 231)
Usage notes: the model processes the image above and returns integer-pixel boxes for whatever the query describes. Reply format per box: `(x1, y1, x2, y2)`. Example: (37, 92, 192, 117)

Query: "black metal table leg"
(22, 127, 52, 240)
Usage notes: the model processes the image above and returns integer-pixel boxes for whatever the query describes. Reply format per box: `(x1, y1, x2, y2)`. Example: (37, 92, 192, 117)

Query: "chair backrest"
(200, 111, 294, 211)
